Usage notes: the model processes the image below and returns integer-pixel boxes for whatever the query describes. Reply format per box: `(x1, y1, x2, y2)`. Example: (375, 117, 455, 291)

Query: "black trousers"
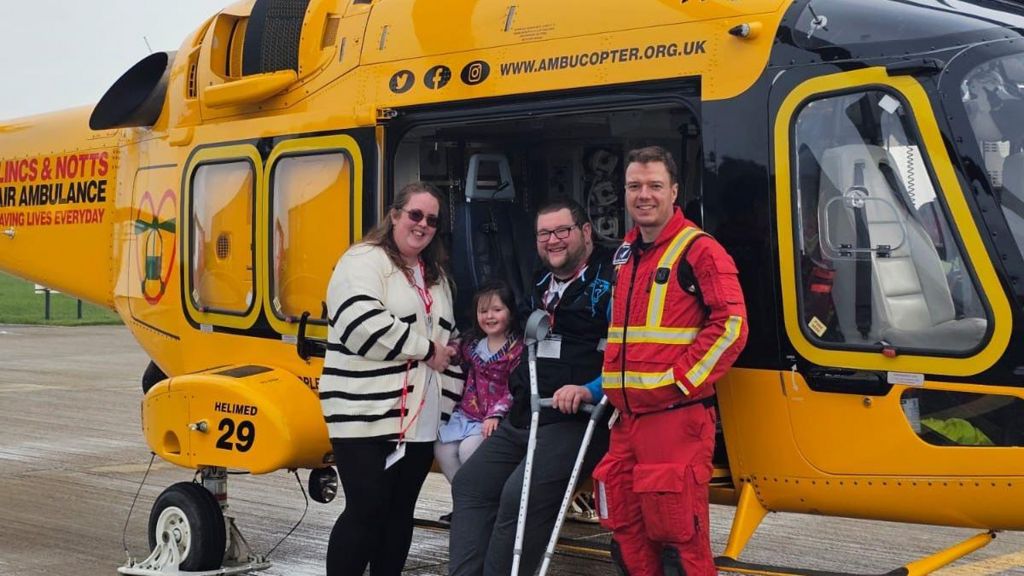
(448, 418, 609, 576)
(327, 440, 434, 576)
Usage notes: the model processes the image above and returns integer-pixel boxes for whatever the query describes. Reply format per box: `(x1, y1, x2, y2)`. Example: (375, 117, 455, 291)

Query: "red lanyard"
(542, 264, 587, 327)
(412, 261, 433, 315)
(399, 262, 432, 442)
(398, 361, 427, 443)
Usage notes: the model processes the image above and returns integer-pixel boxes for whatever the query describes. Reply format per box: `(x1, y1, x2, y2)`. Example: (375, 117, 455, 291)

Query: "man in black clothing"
(449, 198, 612, 576)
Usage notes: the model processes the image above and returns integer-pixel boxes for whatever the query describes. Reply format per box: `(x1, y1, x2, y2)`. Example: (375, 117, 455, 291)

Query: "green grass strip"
(0, 271, 121, 325)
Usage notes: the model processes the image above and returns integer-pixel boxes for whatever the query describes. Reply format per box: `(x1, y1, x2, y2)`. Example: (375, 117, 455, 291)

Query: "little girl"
(435, 280, 523, 482)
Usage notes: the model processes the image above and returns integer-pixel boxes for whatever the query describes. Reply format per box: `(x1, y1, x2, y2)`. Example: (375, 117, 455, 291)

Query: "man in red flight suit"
(593, 146, 748, 575)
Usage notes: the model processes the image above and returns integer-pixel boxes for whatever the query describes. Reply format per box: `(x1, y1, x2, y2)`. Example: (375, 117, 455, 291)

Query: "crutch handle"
(524, 309, 550, 345)
(538, 398, 599, 414)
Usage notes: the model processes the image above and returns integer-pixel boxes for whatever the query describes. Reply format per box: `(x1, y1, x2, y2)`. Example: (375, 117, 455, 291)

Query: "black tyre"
(141, 361, 167, 394)
(147, 482, 226, 571)
(308, 466, 338, 504)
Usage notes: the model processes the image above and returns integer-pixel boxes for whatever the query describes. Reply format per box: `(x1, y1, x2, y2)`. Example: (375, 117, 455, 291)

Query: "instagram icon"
(461, 60, 491, 85)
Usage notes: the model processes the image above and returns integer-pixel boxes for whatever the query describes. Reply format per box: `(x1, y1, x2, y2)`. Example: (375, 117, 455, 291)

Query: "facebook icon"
(424, 65, 452, 90)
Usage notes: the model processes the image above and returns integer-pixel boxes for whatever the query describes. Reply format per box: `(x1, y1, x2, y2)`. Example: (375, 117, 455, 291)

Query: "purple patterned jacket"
(454, 335, 524, 422)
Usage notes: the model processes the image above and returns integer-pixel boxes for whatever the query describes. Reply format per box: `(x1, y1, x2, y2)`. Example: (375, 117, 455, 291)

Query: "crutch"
(510, 310, 551, 576)
(537, 394, 609, 576)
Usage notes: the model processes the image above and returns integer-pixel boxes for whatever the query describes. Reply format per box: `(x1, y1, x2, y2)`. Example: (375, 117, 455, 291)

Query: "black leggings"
(327, 440, 434, 576)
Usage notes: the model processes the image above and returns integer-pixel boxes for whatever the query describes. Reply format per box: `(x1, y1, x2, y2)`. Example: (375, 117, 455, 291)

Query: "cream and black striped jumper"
(321, 243, 463, 576)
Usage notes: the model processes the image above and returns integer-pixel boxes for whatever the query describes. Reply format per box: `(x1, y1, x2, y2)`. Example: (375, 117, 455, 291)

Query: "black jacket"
(508, 246, 614, 428)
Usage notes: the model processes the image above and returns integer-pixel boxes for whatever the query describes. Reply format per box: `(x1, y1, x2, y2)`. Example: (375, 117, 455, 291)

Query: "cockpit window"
(792, 89, 988, 354)
(960, 52, 1024, 264)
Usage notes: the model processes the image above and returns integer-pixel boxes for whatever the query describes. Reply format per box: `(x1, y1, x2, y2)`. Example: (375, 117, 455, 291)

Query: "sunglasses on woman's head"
(399, 208, 439, 228)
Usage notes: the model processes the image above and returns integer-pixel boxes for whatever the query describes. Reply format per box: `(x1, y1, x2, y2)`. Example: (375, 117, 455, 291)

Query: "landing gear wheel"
(147, 481, 226, 571)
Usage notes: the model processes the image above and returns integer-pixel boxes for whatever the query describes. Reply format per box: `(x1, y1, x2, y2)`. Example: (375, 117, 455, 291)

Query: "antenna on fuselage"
(143, 36, 153, 54)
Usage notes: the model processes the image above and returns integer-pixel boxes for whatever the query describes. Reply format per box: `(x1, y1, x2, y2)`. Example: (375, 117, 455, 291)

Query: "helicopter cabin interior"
(389, 102, 701, 325)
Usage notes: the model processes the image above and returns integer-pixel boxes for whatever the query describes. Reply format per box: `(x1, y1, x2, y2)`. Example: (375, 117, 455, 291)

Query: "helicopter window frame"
(774, 68, 1012, 377)
(260, 133, 366, 342)
(267, 149, 355, 326)
(183, 146, 263, 330)
(188, 159, 257, 317)
(788, 86, 991, 358)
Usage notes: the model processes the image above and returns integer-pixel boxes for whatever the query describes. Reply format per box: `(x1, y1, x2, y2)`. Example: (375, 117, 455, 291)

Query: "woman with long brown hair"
(320, 182, 462, 575)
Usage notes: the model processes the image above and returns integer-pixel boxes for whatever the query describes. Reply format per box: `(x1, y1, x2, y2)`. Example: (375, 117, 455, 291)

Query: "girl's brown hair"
(463, 279, 521, 343)
(362, 181, 449, 287)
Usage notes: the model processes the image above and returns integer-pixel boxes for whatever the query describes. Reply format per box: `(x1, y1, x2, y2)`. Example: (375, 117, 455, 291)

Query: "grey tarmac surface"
(0, 325, 1021, 576)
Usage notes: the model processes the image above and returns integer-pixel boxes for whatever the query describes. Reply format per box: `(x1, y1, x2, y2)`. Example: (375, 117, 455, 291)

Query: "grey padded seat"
(450, 153, 537, 327)
(818, 144, 986, 351)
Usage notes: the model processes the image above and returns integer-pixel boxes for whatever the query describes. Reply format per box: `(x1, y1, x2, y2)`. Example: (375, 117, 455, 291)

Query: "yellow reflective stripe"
(603, 368, 677, 390)
(685, 315, 743, 388)
(646, 227, 703, 327)
(645, 229, 694, 326)
(607, 326, 699, 344)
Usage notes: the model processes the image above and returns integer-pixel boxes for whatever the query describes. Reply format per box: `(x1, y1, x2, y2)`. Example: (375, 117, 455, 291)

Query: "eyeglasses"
(399, 208, 439, 228)
(536, 225, 577, 242)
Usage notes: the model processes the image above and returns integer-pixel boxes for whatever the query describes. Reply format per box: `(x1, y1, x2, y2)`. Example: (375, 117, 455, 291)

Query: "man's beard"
(543, 243, 588, 278)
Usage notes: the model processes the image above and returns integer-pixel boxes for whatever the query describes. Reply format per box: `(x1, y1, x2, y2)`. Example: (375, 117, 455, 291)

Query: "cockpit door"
(772, 66, 1013, 476)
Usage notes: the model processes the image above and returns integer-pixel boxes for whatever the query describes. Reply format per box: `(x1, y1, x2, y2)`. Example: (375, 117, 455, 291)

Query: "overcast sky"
(0, 1, 230, 120)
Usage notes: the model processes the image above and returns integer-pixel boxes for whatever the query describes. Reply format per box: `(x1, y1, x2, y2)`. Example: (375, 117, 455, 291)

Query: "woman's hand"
(551, 384, 593, 414)
(482, 417, 501, 438)
(426, 340, 453, 373)
(445, 342, 460, 364)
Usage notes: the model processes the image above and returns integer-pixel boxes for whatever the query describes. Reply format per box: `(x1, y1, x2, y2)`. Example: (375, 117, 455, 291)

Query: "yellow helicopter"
(1, 0, 1023, 574)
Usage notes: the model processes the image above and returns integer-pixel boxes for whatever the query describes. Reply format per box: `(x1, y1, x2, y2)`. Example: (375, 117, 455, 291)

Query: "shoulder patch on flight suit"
(612, 243, 632, 265)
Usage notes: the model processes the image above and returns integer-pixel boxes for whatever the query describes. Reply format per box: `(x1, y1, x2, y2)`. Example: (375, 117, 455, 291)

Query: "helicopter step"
(715, 556, 910, 576)
(716, 530, 996, 576)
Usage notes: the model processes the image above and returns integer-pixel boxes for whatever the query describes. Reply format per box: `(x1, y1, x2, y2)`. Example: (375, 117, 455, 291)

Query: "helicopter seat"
(450, 153, 537, 327)
(818, 144, 986, 351)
